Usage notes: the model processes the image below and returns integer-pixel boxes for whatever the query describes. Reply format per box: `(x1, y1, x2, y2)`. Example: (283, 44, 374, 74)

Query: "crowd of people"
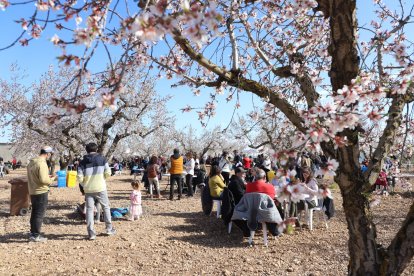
(24, 143, 404, 242)
(205, 151, 331, 232)
(0, 157, 22, 177)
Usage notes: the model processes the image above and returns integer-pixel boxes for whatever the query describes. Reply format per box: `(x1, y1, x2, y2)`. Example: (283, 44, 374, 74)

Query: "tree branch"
(172, 29, 306, 133)
(382, 200, 414, 274)
(366, 96, 406, 187)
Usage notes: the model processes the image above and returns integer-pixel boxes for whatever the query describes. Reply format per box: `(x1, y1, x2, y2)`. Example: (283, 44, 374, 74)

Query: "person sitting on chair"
(297, 167, 319, 228)
(209, 165, 226, 199)
(245, 168, 275, 199)
(228, 167, 246, 205)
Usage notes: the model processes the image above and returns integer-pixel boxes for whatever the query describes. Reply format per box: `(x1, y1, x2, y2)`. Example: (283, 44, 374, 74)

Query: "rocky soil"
(1, 168, 413, 276)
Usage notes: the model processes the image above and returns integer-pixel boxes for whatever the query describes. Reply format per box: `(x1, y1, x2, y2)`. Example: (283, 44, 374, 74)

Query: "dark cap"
(235, 167, 246, 174)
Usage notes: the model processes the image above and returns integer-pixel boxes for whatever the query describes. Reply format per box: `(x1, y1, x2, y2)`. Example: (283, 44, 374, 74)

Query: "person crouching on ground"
(129, 181, 143, 221)
(27, 146, 56, 242)
(77, 142, 116, 240)
(209, 165, 226, 199)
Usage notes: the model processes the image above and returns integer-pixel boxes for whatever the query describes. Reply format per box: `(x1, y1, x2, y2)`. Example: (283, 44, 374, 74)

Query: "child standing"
(129, 181, 143, 221)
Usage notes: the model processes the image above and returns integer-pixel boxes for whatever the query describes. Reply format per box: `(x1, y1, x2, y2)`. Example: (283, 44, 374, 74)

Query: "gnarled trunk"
(315, 0, 385, 272)
(337, 173, 380, 275)
(381, 202, 414, 275)
(331, 140, 382, 275)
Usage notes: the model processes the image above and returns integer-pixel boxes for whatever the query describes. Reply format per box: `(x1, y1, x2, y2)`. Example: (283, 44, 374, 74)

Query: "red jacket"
(375, 171, 388, 186)
(246, 179, 275, 199)
(243, 157, 252, 169)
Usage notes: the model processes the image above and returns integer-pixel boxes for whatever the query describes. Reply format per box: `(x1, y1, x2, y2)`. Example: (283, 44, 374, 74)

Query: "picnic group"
(21, 143, 400, 243)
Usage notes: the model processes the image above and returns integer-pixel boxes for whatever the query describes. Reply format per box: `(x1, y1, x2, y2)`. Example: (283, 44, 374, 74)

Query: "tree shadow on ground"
(108, 195, 132, 201)
(395, 191, 414, 199)
(117, 178, 136, 183)
(156, 211, 246, 248)
(0, 232, 84, 243)
(110, 190, 130, 194)
(47, 203, 76, 211)
(45, 215, 84, 226)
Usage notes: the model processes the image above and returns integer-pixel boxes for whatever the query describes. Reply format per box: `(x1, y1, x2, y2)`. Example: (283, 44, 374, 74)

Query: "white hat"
(41, 146, 54, 153)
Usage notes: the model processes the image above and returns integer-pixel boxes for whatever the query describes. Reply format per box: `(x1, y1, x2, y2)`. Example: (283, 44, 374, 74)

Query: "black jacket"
(323, 197, 335, 219)
(221, 187, 235, 225)
(228, 175, 246, 205)
(201, 185, 213, 215)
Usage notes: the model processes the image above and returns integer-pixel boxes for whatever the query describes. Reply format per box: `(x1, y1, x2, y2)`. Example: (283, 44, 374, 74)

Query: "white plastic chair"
(227, 221, 269, 246)
(211, 199, 221, 218)
(248, 222, 269, 247)
(228, 221, 232, 234)
(0, 165, 4, 178)
(308, 199, 328, 230)
(231, 193, 283, 246)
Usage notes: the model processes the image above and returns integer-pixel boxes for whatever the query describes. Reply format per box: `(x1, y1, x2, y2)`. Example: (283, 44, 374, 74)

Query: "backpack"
(148, 164, 157, 178)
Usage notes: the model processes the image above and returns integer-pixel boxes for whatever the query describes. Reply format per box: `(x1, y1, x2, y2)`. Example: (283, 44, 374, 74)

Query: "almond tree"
(229, 105, 298, 153)
(2, 0, 414, 274)
(119, 124, 177, 157)
(0, 66, 171, 159)
(173, 125, 242, 158)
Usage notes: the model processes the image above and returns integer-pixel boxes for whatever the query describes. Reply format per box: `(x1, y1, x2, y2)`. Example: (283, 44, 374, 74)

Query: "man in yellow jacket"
(169, 148, 184, 200)
(27, 146, 55, 242)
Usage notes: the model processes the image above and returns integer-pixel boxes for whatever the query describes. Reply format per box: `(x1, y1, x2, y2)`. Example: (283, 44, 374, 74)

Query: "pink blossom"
(35, 1, 49, 11)
(318, 187, 332, 199)
(75, 16, 82, 26)
(287, 184, 308, 203)
(0, 0, 9, 11)
(31, 24, 43, 39)
(326, 158, 339, 171)
(181, 105, 192, 112)
(50, 34, 60, 45)
(74, 29, 94, 47)
(276, 185, 291, 203)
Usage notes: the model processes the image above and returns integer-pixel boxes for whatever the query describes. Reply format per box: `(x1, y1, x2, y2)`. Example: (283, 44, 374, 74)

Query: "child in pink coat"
(129, 181, 143, 221)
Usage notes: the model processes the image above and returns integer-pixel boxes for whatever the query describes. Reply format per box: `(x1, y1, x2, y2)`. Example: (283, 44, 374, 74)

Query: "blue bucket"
(57, 170, 67, 188)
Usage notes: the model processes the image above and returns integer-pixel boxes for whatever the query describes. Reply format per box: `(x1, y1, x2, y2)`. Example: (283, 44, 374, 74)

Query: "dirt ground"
(0, 168, 413, 276)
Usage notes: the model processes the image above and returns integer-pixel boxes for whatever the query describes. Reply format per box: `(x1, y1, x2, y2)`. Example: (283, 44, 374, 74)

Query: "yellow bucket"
(67, 171, 77, 188)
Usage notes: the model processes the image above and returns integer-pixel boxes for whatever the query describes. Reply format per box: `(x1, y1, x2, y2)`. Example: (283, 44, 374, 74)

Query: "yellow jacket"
(209, 175, 226, 198)
(27, 157, 53, 195)
(169, 156, 183, 175)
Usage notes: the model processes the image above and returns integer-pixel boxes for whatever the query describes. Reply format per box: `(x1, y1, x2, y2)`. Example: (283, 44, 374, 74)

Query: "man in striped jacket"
(77, 143, 116, 240)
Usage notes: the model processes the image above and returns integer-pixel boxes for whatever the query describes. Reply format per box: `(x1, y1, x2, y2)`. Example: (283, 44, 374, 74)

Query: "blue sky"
(0, 3, 262, 142)
(0, 1, 408, 142)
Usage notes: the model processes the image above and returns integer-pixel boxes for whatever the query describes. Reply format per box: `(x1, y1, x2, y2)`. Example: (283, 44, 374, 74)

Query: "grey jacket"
(231, 192, 282, 231)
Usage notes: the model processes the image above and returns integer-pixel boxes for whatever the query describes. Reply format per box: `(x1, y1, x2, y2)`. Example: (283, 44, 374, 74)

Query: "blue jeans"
(30, 192, 48, 237)
(85, 190, 113, 237)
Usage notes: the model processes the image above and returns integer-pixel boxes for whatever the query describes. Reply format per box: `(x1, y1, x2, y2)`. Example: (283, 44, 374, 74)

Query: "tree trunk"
(316, 0, 385, 273)
(337, 173, 381, 275)
(381, 202, 414, 275)
(329, 139, 382, 274)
